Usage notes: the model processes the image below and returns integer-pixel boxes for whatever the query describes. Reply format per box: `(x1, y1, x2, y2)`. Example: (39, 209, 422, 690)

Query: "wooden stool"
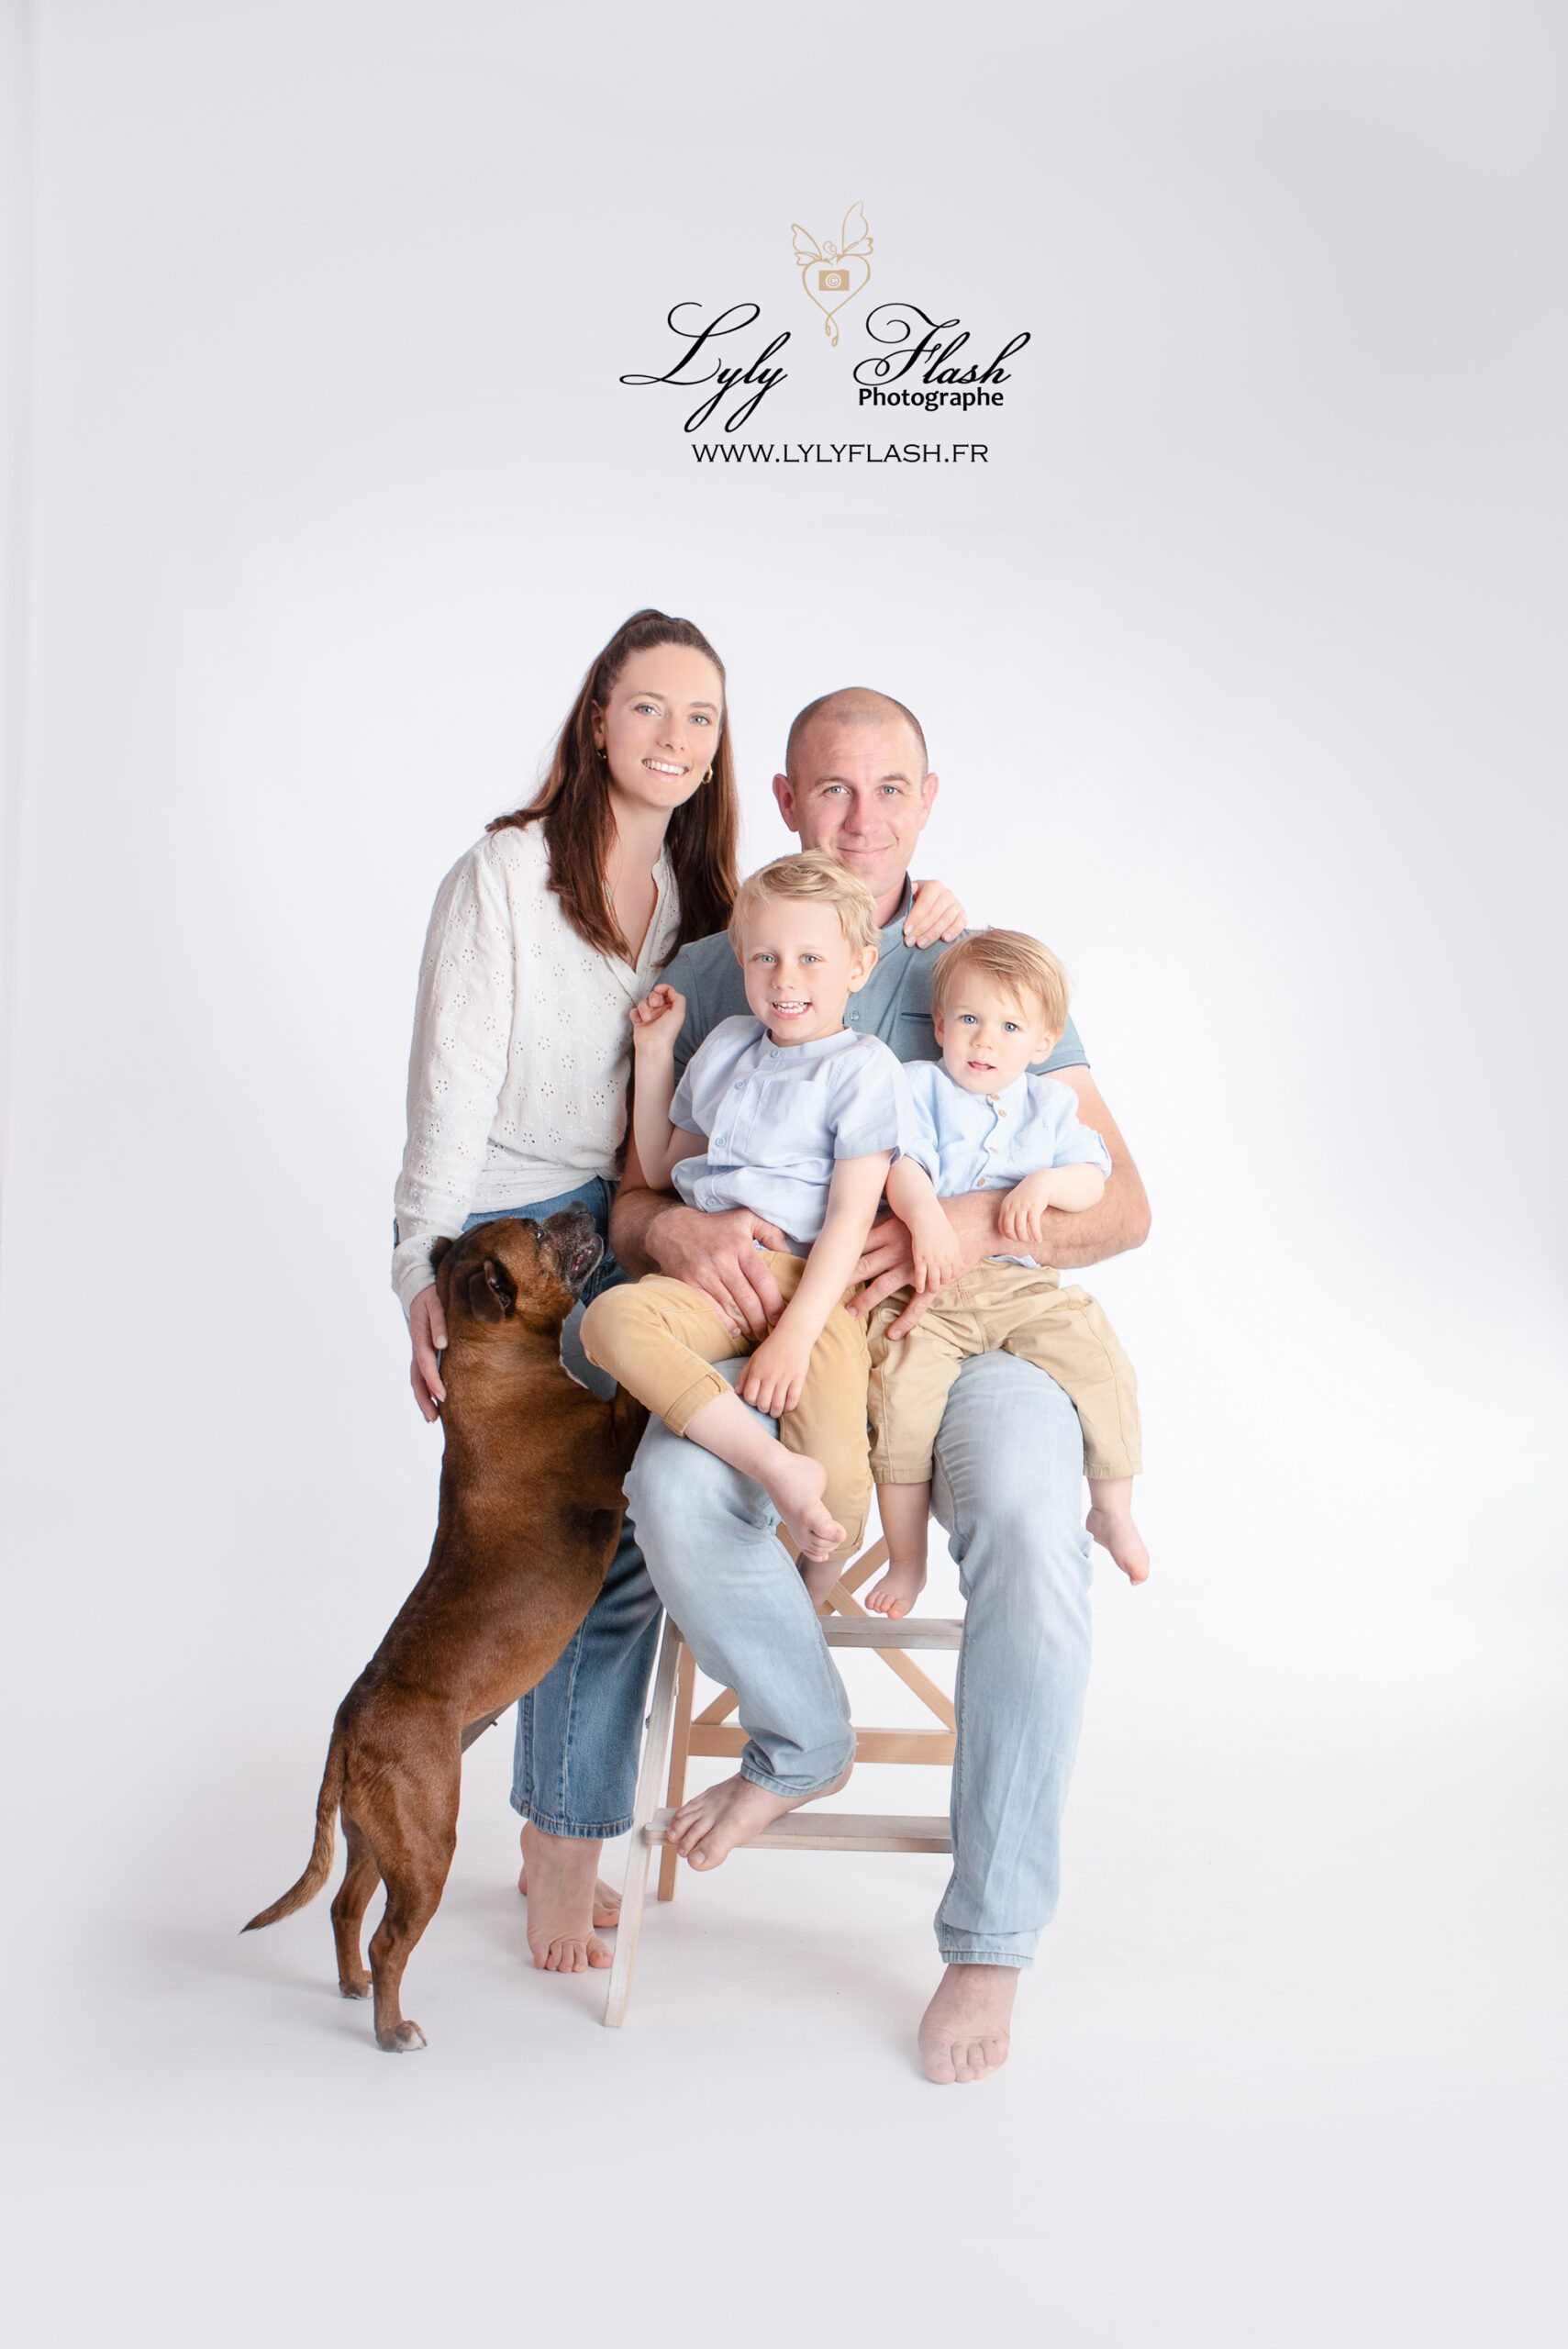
(603, 1535, 962, 2028)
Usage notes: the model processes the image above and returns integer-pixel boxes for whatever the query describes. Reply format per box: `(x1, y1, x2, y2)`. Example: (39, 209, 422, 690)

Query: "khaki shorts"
(867, 1259, 1140, 1486)
(580, 1251, 873, 1558)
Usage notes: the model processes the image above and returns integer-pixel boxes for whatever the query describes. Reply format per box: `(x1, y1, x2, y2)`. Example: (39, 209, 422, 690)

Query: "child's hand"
(629, 984, 686, 1050)
(910, 1210, 966, 1296)
(738, 1327, 814, 1418)
(997, 1171, 1057, 1249)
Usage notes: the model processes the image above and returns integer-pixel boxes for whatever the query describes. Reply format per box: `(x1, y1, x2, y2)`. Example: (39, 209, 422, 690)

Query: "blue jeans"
(462, 1181, 663, 1840)
(625, 1349, 1094, 1965)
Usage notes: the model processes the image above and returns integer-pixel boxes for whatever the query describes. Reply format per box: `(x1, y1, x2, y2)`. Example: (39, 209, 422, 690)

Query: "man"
(611, 687, 1151, 2083)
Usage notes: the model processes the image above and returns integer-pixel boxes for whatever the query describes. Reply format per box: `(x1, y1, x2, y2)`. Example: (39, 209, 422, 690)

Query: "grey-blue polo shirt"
(662, 876, 1087, 1080)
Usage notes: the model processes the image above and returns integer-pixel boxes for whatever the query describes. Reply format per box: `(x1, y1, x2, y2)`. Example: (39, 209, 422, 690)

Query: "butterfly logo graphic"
(790, 203, 873, 346)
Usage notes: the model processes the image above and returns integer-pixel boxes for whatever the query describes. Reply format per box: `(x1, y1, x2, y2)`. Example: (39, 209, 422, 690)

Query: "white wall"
(2, 6, 1563, 2340)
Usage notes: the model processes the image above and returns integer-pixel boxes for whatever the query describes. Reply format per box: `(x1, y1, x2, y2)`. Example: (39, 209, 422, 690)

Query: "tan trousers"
(866, 1261, 1141, 1486)
(580, 1252, 873, 1555)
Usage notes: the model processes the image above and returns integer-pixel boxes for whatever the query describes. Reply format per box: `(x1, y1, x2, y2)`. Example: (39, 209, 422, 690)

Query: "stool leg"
(657, 1642, 695, 1902)
(603, 1616, 681, 2029)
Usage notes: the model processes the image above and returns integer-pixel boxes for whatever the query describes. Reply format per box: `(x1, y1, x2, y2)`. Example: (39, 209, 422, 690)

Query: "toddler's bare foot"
(665, 1764, 851, 1872)
(799, 1550, 844, 1606)
(763, 1451, 844, 1565)
(918, 1964, 1018, 2084)
(1085, 1504, 1150, 1584)
(866, 1557, 927, 1619)
(518, 1821, 620, 1928)
(517, 1825, 614, 1971)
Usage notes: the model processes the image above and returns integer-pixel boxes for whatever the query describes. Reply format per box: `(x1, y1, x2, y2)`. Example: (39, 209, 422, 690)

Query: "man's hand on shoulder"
(904, 878, 967, 948)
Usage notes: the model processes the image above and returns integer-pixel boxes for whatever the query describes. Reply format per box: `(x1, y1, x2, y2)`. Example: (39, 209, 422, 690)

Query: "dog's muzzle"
(541, 1208, 605, 1297)
(563, 1234, 604, 1293)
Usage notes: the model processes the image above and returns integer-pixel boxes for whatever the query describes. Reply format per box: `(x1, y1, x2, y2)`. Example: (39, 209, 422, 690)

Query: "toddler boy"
(870, 928, 1148, 1618)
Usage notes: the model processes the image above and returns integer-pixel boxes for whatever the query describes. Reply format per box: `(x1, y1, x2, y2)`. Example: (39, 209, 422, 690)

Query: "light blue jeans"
(626, 1348, 1095, 1966)
(462, 1181, 663, 1841)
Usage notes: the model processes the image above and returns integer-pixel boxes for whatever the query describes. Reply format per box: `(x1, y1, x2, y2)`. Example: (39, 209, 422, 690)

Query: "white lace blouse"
(391, 821, 680, 1312)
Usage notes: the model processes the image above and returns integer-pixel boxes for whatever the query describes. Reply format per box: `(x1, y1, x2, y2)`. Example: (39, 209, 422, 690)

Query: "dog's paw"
(338, 1976, 372, 2000)
(375, 2020, 428, 2052)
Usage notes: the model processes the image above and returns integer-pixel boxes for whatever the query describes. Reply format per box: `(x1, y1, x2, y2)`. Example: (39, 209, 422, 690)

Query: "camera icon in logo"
(817, 267, 850, 293)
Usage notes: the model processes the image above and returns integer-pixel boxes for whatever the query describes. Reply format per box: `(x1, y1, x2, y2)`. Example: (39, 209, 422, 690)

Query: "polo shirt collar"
(878, 876, 916, 947)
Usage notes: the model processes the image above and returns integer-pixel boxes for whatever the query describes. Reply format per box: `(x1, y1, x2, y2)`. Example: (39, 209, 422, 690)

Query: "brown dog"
(244, 1208, 647, 2050)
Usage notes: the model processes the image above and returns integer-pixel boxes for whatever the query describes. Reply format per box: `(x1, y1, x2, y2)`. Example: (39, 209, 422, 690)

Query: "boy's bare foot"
(517, 1825, 614, 1971)
(518, 1821, 621, 1928)
(918, 1964, 1018, 2084)
(865, 1557, 927, 1619)
(763, 1451, 845, 1565)
(665, 1765, 851, 1872)
(1085, 1505, 1150, 1585)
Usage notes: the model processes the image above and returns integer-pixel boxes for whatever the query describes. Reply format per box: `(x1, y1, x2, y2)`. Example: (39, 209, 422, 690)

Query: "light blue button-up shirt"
(670, 1015, 914, 1255)
(904, 1061, 1112, 1267)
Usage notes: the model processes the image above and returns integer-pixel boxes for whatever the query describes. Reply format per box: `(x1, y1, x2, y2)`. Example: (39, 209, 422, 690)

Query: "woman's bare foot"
(865, 1555, 927, 1619)
(665, 1765, 851, 1872)
(918, 1964, 1018, 2084)
(1085, 1504, 1150, 1584)
(518, 1822, 621, 1929)
(517, 1825, 614, 1971)
(763, 1451, 845, 1565)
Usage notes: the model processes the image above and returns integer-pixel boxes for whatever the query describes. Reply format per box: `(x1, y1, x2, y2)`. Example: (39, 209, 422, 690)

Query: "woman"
(394, 607, 964, 1975)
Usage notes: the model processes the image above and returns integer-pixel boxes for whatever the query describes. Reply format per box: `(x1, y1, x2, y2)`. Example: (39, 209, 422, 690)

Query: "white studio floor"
(3, 1447, 1563, 2349)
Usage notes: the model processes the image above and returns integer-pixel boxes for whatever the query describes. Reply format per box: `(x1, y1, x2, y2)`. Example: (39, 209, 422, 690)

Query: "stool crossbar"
(603, 1536, 962, 2028)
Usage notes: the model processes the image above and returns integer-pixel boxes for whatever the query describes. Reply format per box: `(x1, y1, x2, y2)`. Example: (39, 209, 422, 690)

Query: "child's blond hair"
(728, 852, 881, 958)
(930, 928, 1071, 1039)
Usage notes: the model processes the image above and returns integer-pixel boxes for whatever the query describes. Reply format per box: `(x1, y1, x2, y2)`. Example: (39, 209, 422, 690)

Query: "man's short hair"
(784, 687, 929, 780)
(728, 851, 881, 958)
(930, 929, 1071, 1038)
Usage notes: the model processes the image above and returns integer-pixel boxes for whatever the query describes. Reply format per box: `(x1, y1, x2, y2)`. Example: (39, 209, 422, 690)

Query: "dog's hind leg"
(330, 1810, 381, 1999)
(364, 1751, 460, 2053)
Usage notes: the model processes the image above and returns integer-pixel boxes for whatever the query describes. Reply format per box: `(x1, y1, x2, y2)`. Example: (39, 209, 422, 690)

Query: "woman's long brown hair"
(487, 609, 740, 961)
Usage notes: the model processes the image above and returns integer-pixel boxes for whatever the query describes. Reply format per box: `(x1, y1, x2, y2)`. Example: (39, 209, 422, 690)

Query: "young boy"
(869, 928, 1148, 1620)
(580, 851, 915, 1596)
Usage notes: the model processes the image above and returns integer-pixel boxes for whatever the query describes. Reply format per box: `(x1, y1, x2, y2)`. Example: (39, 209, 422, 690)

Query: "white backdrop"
(2, 5, 1563, 2344)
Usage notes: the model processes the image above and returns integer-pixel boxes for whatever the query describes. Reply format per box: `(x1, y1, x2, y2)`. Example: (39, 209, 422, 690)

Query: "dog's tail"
(241, 1730, 348, 1932)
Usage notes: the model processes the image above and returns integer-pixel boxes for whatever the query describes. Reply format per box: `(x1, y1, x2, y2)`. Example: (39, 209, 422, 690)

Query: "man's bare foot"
(517, 1825, 614, 1971)
(865, 1556, 927, 1619)
(665, 1765, 851, 1872)
(763, 1451, 845, 1564)
(918, 1964, 1018, 2084)
(518, 1822, 620, 1929)
(1085, 1505, 1150, 1584)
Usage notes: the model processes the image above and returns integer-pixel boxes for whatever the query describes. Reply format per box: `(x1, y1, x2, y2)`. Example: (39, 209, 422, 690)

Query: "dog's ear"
(463, 1256, 517, 1323)
(430, 1237, 454, 1272)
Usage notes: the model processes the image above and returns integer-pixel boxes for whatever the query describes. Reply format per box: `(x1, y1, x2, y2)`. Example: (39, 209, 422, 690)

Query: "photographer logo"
(792, 204, 873, 344)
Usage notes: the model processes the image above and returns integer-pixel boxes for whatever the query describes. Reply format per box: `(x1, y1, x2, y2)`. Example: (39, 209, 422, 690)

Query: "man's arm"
(850, 1066, 1151, 1337)
(610, 1123, 792, 1339)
